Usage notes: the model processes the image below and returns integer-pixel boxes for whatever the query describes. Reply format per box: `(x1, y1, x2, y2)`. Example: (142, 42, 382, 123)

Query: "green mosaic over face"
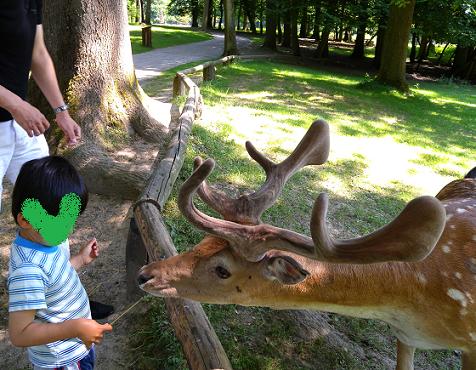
(21, 193, 81, 246)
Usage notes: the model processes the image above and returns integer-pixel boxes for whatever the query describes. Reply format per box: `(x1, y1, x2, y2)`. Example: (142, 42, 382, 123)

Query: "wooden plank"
(125, 217, 147, 301)
(135, 203, 233, 370)
(140, 95, 196, 207)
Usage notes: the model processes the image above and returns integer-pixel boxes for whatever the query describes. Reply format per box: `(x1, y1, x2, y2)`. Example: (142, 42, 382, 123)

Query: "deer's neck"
(265, 259, 415, 319)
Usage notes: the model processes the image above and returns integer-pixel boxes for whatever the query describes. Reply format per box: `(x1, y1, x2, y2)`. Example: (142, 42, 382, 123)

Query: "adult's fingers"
(41, 116, 50, 131)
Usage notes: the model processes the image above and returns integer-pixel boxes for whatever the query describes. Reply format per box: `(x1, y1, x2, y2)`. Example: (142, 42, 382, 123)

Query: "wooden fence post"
(125, 217, 147, 301)
(203, 65, 216, 81)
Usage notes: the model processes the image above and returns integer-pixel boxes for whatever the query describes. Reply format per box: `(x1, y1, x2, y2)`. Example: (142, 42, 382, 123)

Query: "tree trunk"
(351, 0, 368, 59)
(224, 0, 238, 55)
(409, 32, 417, 63)
(377, 0, 416, 91)
(260, 7, 264, 34)
(291, 0, 300, 56)
(312, 0, 321, 41)
(314, 26, 329, 57)
(191, 0, 200, 27)
(452, 45, 471, 77)
(202, 0, 210, 30)
(299, 1, 308, 38)
(31, 0, 169, 199)
(145, 0, 152, 24)
(374, 21, 385, 67)
(282, 9, 291, 47)
(237, 2, 242, 30)
(140, 0, 145, 23)
(243, 0, 257, 34)
(263, 0, 277, 50)
(219, 0, 224, 30)
(277, 15, 283, 44)
(135, 0, 140, 23)
(417, 34, 429, 62)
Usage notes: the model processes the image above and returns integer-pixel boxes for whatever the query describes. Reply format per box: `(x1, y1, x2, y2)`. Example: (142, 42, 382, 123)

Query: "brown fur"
(139, 179, 476, 369)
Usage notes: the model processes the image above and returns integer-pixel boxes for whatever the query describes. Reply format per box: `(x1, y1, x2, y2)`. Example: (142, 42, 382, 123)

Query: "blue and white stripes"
(8, 235, 91, 367)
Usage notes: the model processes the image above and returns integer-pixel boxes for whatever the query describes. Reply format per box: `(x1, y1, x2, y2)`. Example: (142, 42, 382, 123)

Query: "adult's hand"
(10, 99, 50, 137)
(55, 111, 81, 145)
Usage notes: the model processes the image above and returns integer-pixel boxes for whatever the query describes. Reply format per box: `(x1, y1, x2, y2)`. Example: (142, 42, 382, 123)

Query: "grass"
(129, 25, 213, 54)
(133, 60, 474, 369)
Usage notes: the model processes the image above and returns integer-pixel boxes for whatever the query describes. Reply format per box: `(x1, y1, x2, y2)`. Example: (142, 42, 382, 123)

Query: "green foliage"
(134, 59, 472, 369)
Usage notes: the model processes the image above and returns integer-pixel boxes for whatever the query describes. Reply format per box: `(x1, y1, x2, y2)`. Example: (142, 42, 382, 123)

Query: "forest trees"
(32, 0, 169, 199)
(376, 0, 416, 90)
(163, 0, 475, 87)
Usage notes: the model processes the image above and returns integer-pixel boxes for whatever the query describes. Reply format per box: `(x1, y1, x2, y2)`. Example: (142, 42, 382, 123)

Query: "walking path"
(133, 33, 253, 82)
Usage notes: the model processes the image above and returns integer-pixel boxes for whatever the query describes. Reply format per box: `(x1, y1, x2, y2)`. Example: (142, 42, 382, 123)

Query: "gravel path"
(133, 33, 253, 82)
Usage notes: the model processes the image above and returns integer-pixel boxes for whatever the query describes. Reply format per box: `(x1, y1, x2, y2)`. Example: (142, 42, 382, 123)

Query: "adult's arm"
(9, 310, 112, 348)
(31, 25, 81, 145)
(0, 84, 50, 136)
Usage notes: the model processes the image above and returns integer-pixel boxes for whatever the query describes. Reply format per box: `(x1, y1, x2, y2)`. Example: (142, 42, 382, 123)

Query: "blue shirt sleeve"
(8, 263, 47, 312)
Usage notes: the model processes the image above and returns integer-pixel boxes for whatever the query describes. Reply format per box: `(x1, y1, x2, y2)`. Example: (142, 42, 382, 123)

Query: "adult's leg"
(0, 120, 16, 212)
(4, 120, 49, 184)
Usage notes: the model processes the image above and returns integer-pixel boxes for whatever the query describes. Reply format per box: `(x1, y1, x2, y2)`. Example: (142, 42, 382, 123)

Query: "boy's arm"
(70, 239, 99, 271)
(9, 310, 112, 348)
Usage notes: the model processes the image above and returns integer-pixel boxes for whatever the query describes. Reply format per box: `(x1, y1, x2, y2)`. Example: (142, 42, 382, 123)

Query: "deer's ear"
(264, 255, 310, 285)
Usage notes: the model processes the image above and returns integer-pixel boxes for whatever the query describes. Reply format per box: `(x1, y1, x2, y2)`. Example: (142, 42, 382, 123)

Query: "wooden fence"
(125, 55, 243, 370)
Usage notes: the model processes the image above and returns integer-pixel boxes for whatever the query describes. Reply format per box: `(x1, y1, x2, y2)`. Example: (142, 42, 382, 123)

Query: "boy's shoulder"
(9, 236, 68, 276)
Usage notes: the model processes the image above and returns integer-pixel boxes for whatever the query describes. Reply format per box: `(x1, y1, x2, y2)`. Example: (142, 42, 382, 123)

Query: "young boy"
(7, 156, 112, 369)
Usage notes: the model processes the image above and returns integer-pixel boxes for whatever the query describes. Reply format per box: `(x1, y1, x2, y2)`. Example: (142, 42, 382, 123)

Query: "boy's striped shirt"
(8, 235, 91, 367)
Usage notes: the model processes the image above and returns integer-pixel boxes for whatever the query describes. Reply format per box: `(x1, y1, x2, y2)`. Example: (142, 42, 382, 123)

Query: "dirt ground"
(0, 141, 158, 369)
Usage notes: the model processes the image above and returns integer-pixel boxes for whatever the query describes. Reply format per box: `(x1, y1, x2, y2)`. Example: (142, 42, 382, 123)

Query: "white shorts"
(0, 119, 49, 212)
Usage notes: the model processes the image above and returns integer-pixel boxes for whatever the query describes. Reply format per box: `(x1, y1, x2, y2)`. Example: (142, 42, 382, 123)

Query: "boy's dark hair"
(12, 156, 88, 223)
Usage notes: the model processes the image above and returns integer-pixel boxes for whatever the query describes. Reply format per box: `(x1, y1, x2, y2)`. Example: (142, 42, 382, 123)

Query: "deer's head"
(138, 121, 447, 305)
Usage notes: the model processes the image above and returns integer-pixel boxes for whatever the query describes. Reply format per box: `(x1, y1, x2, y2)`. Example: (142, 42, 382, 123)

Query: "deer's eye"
(215, 266, 231, 279)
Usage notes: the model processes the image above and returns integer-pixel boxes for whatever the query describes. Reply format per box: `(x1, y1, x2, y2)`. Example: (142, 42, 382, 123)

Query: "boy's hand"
(76, 318, 113, 348)
(79, 238, 99, 266)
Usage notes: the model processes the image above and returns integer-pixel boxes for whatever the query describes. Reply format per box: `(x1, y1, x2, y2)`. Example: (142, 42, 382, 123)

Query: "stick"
(110, 297, 145, 325)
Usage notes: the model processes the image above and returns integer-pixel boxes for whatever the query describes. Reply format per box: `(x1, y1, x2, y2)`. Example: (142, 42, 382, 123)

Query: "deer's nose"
(137, 272, 153, 285)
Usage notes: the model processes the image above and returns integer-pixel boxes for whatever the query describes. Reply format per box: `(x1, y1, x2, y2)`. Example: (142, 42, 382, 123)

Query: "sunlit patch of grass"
(136, 59, 469, 370)
(129, 25, 213, 54)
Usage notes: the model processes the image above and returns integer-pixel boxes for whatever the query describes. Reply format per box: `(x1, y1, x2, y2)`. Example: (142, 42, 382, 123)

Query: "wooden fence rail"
(126, 56, 241, 370)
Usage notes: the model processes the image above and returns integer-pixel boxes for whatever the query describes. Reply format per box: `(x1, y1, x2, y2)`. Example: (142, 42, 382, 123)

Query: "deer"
(137, 120, 476, 370)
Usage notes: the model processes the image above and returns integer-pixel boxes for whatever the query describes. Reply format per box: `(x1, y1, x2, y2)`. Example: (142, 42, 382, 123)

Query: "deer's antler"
(179, 157, 446, 263)
(196, 120, 330, 224)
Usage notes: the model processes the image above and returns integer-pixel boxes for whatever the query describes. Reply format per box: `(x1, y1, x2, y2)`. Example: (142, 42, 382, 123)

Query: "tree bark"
(409, 32, 417, 63)
(299, 1, 308, 38)
(314, 26, 330, 57)
(417, 34, 429, 63)
(219, 0, 224, 30)
(223, 0, 238, 55)
(312, 0, 321, 41)
(140, 0, 145, 23)
(145, 0, 152, 24)
(377, 0, 416, 91)
(351, 0, 368, 59)
(282, 9, 291, 47)
(243, 0, 257, 34)
(191, 0, 200, 27)
(135, 0, 140, 23)
(263, 0, 277, 50)
(291, 0, 301, 56)
(202, 0, 210, 30)
(31, 0, 169, 199)
(374, 20, 385, 67)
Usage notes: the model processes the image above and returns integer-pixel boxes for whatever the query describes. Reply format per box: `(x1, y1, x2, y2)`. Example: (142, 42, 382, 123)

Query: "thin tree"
(224, 0, 238, 55)
(377, 0, 416, 91)
(31, 0, 168, 199)
(202, 0, 210, 30)
(263, 0, 277, 49)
